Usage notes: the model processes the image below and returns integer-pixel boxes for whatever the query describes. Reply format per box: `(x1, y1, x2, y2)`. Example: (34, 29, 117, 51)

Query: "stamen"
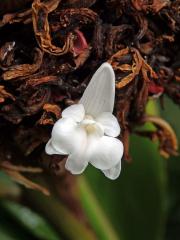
(85, 123, 96, 134)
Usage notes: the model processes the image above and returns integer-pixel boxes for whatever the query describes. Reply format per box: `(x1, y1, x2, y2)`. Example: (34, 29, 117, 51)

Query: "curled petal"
(62, 104, 85, 122)
(88, 136, 123, 170)
(96, 112, 120, 137)
(48, 118, 86, 155)
(102, 162, 121, 180)
(80, 63, 115, 117)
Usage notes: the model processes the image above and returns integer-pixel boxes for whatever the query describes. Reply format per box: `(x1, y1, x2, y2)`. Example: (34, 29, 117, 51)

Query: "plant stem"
(77, 176, 120, 240)
(24, 189, 96, 240)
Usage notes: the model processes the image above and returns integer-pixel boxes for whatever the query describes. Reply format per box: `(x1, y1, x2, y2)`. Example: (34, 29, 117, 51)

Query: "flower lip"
(80, 116, 104, 137)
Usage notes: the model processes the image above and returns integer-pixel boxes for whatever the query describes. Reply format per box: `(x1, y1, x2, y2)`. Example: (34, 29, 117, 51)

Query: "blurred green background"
(0, 97, 179, 240)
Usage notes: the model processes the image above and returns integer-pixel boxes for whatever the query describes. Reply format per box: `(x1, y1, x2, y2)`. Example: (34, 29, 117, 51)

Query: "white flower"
(45, 63, 124, 179)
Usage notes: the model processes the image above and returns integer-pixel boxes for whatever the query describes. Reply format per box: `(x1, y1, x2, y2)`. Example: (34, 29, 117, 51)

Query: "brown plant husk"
(0, 0, 179, 195)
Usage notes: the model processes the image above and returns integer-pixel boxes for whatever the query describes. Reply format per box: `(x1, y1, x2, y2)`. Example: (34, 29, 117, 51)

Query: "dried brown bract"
(0, 0, 179, 190)
(0, 9, 32, 27)
(0, 161, 49, 195)
(2, 48, 43, 80)
(0, 86, 15, 103)
(108, 47, 157, 88)
(138, 115, 178, 158)
(59, 8, 98, 27)
(132, 0, 170, 13)
(32, 0, 74, 55)
(38, 103, 61, 125)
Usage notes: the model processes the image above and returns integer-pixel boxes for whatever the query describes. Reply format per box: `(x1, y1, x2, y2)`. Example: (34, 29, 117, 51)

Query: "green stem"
(77, 176, 120, 240)
(24, 189, 96, 240)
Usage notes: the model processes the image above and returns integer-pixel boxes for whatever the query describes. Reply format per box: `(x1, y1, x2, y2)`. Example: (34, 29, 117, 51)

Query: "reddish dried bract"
(148, 82, 164, 95)
(72, 30, 88, 56)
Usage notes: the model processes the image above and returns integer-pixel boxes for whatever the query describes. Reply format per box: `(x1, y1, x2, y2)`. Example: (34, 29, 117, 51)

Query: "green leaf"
(78, 176, 119, 240)
(0, 172, 21, 198)
(0, 228, 18, 240)
(0, 207, 33, 240)
(83, 135, 167, 240)
(24, 189, 97, 240)
(79, 99, 167, 240)
(159, 97, 180, 239)
(1, 200, 60, 240)
(159, 97, 180, 138)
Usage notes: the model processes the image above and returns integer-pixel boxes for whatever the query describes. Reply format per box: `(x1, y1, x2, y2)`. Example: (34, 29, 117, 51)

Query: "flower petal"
(102, 161, 121, 180)
(45, 139, 66, 155)
(96, 112, 120, 137)
(88, 136, 124, 170)
(62, 104, 85, 122)
(50, 118, 86, 155)
(65, 131, 88, 174)
(65, 141, 88, 174)
(79, 63, 115, 117)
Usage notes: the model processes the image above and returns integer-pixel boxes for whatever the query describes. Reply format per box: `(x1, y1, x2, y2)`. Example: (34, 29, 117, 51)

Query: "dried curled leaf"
(0, 161, 43, 173)
(20, 87, 51, 115)
(32, 0, 74, 55)
(62, 0, 96, 8)
(108, 47, 157, 89)
(4, 170, 50, 195)
(13, 126, 49, 155)
(134, 13, 148, 41)
(157, 67, 180, 105)
(24, 75, 59, 88)
(59, 8, 98, 27)
(105, 24, 133, 57)
(2, 48, 43, 80)
(0, 86, 15, 103)
(39, 103, 61, 125)
(0, 0, 32, 15)
(0, 9, 32, 27)
(0, 161, 49, 196)
(0, 42, 15, 69)
(140, 115, 178, 158)
(0, 0, 179, 171)
(132, 0, 170, 13)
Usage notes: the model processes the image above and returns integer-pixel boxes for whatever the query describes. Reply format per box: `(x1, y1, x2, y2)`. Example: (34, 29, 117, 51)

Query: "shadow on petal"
(103, 161, 121, 180)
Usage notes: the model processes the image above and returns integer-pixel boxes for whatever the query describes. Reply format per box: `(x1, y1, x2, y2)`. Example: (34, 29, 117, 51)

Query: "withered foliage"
(0, 161, 49, 195)
(0, 0, 180, 189)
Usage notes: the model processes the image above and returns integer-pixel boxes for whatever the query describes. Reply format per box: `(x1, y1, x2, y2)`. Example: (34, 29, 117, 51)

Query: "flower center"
(84, 115, 94, 120)
(81, 115, 104, 137)
(85, 123, 98, 134)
